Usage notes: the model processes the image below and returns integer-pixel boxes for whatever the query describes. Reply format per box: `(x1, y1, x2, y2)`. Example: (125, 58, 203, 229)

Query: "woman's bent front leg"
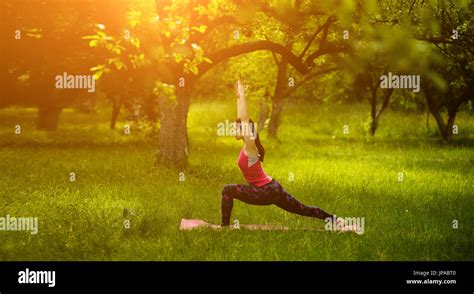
(221, 184, 273, 226)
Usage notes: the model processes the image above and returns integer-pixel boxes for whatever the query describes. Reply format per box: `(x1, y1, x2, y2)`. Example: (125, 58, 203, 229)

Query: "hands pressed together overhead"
(234, 79, 247, 99)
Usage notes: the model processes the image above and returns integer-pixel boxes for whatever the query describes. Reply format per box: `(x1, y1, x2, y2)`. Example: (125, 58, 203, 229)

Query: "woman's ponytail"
(249, 119, 265, 162)
(235, 118, 265, 162)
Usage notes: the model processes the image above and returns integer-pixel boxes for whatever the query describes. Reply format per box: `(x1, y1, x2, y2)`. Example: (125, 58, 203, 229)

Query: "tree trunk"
(415, 96, 426, 113)
(144, 93, 158, 122)
(444, 108, 458, 142)
(369, 117, 378, 136)
(257, 92, 270, 132)
(424, 87, 458, 143)
(431, 109, 450, 142)
(425, 107, 430, 133)
(268, 59, 289, 138)
(155, 88, 190, 168)
(37, 106, 62, 131)
(110, 96, 123, 130)
(444, 117, 455, 141)
(370, 87, 393, 136)
(268, 97, 285, 137)
(369, 86, 377, 136)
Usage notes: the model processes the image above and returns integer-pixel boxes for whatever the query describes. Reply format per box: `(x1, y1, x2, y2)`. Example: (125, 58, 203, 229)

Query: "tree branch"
(298, 16, 336, 59)
(408, 0, 417, 15)
(282, 66, 339, 98)
(195, 40, 310, 80)
(415, 35, 454, 45)
(304, 43, 349, 67)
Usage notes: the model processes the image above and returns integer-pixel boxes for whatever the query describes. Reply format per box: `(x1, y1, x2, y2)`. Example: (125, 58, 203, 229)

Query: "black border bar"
(0, 261, 472, 290)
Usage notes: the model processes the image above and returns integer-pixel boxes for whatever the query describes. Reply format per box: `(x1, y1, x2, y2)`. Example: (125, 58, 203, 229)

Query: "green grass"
(0, 101, 473, 261)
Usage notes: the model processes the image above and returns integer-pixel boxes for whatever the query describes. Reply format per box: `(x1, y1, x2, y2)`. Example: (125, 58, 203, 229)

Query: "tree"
(357, 0, 474, 141)
(148, 0, 347, 167)
(255, 1, 347, 137)
(266, 13, 341, 137)
(0, 0, 101, 130)
(414, 0, 474, 142)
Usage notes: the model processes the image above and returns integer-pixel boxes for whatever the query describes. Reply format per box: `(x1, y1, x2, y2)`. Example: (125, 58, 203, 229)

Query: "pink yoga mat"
(179, 219, 289, 231)
(177, 219, 363, 233)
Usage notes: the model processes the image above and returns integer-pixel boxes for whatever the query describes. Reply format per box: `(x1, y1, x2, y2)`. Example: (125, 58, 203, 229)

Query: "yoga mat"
(179, 219, 289, 231)
(179, 219, 361, 233)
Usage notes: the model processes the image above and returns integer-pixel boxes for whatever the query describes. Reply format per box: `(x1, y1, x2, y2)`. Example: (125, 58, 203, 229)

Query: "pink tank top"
(237, 149, 272, 186)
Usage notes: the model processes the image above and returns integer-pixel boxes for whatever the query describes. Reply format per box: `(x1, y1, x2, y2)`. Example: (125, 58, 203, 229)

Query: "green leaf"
(90, 64, 105, 72)
(114, 60, 127, 70)
(198, 25, 207, 33)
(82, 35, 100, 40)
(93, 71, 103, 80)
(168, 21, 177, 30)
(187, 63, 199, 75)
(130, 37, 140, 49)
(192, 25, 207, 33)
(173, 53, 184, 63)
(17, 73, 30, 82)
(89, 40, 99, 47)
(25, 33, 41, 39)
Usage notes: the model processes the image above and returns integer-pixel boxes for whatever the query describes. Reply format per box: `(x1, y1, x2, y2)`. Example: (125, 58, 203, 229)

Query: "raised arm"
(234, 80, 258, 161)
(235, 80, 249, 121)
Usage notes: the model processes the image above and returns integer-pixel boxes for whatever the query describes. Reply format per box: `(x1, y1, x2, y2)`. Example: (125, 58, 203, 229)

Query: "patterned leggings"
(221, 179, 333, 226)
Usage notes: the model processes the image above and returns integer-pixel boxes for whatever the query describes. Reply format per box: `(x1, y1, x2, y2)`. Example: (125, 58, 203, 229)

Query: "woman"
(221, 80, 359, 234)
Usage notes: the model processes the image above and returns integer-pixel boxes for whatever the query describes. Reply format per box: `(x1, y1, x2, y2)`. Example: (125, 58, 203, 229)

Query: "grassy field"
(0, 101, 473, 261)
